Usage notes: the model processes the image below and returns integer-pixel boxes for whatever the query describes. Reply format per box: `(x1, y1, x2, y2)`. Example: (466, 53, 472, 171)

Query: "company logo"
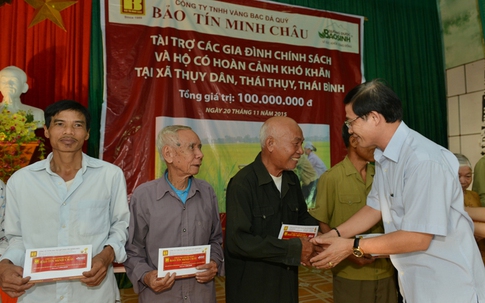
(319, 29, 351, 43)
(121, 0, 145, 15)
(318, 21, 352, 43)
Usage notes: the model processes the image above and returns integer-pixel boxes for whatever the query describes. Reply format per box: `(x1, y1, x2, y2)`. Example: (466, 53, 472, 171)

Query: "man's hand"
(195, 260, 218, 283)
(81, 245, 115, 287)
(300, 237, 315, 266)
(0, 259, 33, 298)
(309, 237, 353, 269)
(143, 270, 176, 293)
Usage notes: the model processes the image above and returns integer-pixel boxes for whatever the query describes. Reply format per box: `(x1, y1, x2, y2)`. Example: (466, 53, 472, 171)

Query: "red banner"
(101, 0, 363, 207)
(31, 254, 88, 273)
(163, 253, 207, 270)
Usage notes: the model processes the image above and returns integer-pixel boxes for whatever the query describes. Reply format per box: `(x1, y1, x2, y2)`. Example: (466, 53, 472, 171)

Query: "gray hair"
(156, 125, 192, 159)
(454, 153, 471, 168)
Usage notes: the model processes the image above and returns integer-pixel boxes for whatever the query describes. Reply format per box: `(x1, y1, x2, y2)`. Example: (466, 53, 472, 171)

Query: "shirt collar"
(156, 170, 199, 201)
(28, 152, 102, 174)
(374, 121, 408, 164)
(253, 152, 274, 186)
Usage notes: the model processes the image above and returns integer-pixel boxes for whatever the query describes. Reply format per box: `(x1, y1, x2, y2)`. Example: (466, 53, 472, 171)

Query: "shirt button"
(184, 296, 188, 300)
(62, 203, 66, 206)
(62, 225, 66, 228)
(60, 296, 64, 300)
(183, 228, 186, 232)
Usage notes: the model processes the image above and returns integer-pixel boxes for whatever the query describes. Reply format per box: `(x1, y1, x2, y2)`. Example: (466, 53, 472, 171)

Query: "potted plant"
(0, 107, 45, 182)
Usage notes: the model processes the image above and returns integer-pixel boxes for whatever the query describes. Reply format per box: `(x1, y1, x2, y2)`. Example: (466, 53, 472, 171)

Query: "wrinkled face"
(458, 165, 472, 191)
(271, 124, 304, 171)
(0, 70, 25, 99)
(170, 129, 204, 177)
(44, 110, 89, 154)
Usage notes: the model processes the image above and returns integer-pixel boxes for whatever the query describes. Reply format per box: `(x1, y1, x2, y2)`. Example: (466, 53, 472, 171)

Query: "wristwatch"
(353, 237, 364, 258)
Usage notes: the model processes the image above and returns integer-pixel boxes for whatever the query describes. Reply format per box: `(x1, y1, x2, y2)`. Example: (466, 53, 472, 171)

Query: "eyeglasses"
(344, 115, 363, 128)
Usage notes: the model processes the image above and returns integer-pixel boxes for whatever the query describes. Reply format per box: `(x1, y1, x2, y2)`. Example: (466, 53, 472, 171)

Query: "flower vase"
(0, 142, 39, 183)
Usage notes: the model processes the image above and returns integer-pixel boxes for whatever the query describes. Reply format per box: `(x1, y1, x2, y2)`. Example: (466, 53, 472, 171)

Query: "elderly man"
(310, 79, 485, 303)
(0, 66, 44, 126)
(0, 100, 129, 302)
(124, 125, 224, 303)
(224, 116, 318, 303)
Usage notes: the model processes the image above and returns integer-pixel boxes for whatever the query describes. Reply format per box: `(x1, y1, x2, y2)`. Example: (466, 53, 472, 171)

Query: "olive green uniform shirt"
(473, 156, 485, 206)
(309, 156, 395, 280)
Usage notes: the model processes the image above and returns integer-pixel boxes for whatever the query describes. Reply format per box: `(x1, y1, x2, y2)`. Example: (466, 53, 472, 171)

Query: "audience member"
(224, 116, 319, 303)
(473, 154, 485, 206)
(310, 124, 397, 303)
(124, 125, 224, 303)
(455, 153, 481, 207)
(0, 100, 130, 302)
(309, 79, 485, 303)
(0, 66, 44, 127)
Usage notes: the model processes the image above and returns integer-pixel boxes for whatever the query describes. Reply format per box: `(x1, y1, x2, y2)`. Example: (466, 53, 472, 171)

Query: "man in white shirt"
(0, 100, 129, 302)
(310, 79, 485, 303)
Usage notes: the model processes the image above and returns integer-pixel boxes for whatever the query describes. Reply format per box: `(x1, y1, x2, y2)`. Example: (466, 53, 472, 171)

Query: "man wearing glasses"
(310, 79, 485, 303)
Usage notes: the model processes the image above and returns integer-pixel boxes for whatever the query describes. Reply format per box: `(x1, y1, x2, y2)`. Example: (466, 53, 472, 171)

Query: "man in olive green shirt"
(473, 155, 485, 206)
(309, 125, 397, 303)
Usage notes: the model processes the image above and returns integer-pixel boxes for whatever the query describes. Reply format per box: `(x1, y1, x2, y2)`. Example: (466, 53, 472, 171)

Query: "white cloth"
(367, 122, 485, 303)
(1, 153, 130, 303)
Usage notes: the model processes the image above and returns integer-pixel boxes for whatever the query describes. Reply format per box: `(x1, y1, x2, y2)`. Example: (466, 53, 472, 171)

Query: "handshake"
(299, 233, 375, 269)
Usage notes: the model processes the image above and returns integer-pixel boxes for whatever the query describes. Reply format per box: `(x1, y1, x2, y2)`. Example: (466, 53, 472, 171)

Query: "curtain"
(89, 0, 103, 158)
(479, 0, 485, 51)
(272, 0, 448, 147)
(0, 0, 92, 154)
(3, 0, 447, 159)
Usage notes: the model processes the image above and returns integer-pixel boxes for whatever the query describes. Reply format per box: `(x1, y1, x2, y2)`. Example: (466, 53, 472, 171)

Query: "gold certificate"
(23, 245, 92, 283)
(278, 224, 318, 239)
(158, 245, 210, 278)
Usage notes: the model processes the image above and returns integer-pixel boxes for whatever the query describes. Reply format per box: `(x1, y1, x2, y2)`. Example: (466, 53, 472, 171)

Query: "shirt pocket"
(251, 205, 275, 234)
(74, 199, 110, 236)
(337, 194, 364, 222)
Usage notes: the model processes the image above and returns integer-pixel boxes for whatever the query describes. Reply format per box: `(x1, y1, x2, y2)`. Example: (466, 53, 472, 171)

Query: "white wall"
(447, 59, 485, 171)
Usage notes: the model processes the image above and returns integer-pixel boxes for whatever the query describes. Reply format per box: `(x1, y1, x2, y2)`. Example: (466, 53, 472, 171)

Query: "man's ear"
(367, 111, 382, 125)
(266, 136, 275, 152)
(163, 145, 174, 163)
(43, 125, 50, 139)
(349, 135, 358, 148)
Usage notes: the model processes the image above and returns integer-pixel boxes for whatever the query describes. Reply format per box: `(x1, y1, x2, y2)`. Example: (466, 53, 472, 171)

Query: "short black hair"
(343, 79, 402, 123)
(44, 100, 91, 130)
(342, 123, 351, 148)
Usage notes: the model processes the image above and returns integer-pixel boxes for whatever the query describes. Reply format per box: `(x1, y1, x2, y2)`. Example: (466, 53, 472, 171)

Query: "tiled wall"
(447, 59, 485, 171)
